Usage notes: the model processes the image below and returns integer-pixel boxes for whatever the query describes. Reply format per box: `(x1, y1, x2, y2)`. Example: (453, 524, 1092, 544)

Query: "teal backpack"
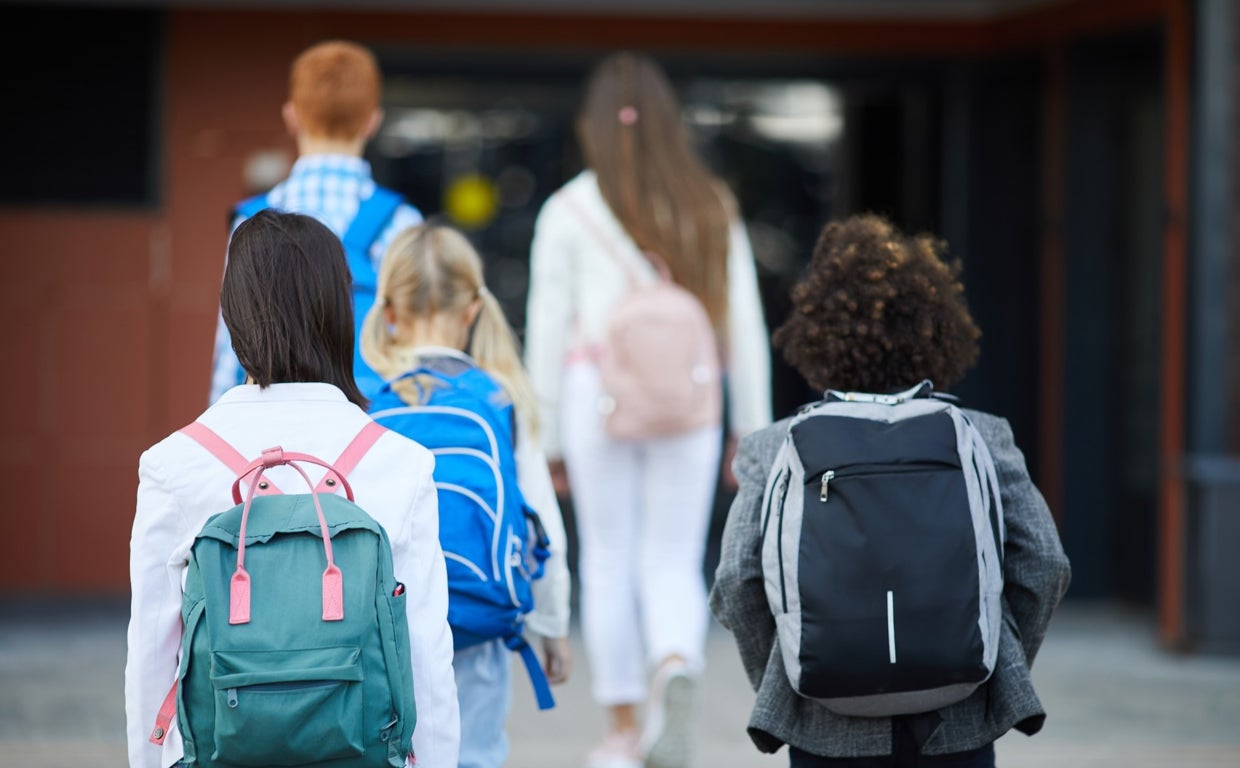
(149, 421, 417, 768)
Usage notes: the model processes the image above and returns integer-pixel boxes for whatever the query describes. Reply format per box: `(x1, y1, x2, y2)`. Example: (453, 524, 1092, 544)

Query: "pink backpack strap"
(560, 190, 673, 283)
(149, 677, 177, 744)
(179, 421, 283, 496)
(316, 421, 387, 493)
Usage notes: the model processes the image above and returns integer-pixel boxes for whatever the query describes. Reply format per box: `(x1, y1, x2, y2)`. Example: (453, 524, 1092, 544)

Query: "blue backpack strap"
(505, 633, 556, 710)
(232, 192, 270, 224)
(342, 187, 404, 288)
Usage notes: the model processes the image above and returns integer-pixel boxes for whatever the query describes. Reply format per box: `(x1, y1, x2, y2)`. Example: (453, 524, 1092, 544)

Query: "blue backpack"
(368, 363, 556, 710)
(232, 188, 404, 400)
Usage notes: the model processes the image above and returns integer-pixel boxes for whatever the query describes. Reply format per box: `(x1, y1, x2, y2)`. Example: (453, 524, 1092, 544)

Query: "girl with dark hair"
(710, 214, 1071, 768)
(126, 210, 460, 768)
(525, 51, 773, 768)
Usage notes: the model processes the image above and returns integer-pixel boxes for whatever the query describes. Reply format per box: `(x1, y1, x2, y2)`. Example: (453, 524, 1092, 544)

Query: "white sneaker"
(586, 729, 643, 768)
(641, 661, 696, 768)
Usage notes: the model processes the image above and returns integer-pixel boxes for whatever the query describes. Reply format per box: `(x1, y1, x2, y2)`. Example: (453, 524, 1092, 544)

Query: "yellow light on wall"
(444, 173, 500, 229)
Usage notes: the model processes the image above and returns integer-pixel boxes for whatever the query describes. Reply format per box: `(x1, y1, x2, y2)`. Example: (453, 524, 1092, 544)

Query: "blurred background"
(0, 0, 1237, 660)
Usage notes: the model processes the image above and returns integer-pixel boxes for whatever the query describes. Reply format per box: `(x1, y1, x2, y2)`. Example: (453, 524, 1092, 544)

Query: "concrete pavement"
(2, 598, 1239, 767)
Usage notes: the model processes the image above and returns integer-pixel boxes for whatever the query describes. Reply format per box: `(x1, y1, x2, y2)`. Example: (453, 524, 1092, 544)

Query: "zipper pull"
(379, 714, 399, 742)
(227, 688, 239, 708)
(820, 470, 835, 502)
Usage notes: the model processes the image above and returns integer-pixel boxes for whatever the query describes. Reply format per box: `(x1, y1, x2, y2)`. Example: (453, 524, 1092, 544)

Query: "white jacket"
(525, 170, 773, 458)
(125, 383, 460, 768)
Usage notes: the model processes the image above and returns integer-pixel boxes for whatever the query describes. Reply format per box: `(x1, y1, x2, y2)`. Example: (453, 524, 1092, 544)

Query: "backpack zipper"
(819, 470, 835, 502)
(775, 479, 790, 613)
(812, 462, 958, 503)
(760, 468, 789, 540)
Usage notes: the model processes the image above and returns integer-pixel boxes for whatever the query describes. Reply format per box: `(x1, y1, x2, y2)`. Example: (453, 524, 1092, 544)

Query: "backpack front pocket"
(209, 646, 364, 765)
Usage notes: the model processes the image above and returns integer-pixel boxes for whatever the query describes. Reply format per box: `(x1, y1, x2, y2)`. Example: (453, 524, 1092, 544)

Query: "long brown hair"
(576, 50, 733, 331)
(360, 224, 540, 433)
(221, 209, 368, 408)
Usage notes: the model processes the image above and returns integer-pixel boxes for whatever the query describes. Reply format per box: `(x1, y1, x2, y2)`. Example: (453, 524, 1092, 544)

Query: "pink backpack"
(564, 193, 722, 440)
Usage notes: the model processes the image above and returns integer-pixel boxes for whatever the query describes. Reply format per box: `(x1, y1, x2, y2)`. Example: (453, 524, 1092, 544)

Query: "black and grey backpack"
(760, 380, 1005, 717)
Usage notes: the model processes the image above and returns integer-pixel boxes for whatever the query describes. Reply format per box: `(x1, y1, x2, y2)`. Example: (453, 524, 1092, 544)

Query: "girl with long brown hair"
(524, 51, 772, 768)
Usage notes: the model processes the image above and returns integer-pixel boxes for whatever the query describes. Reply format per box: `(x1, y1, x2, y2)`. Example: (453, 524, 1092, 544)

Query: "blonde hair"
(361, 224, 539, 434)
(289, 40, 381, 140)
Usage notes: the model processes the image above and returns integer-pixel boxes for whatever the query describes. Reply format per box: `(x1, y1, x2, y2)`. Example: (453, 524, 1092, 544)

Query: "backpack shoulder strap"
(232, 192, 270, 225)
(180, 421, 284, 495)
(342, 187, 404, 278)
(340, 188, 403, 291)
(179, 420, 388, 495)
(559, 190, 661, 284)
(315, 421, 388, 493)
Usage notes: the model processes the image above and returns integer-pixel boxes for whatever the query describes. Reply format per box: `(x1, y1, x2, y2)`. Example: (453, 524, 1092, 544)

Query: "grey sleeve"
(981, 414, 1073, 666)
(709, 433, 777, 692)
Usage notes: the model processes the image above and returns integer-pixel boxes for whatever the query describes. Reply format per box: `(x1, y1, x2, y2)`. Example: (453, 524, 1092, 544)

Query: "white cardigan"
(524, 170, 773, 458)
(125, 383, 460, 768)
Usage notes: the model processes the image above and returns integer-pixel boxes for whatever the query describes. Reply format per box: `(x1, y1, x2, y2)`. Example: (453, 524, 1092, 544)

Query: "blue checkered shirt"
(209, 155, 423, 404)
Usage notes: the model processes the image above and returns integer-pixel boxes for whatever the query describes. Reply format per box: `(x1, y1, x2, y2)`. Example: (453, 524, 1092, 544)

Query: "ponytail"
(469, 286, 540, 436)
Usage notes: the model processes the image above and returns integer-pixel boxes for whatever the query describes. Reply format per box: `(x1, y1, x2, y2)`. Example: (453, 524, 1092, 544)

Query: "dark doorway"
(1060, 30, 1164, 603)
(368, 48, 1057, 594)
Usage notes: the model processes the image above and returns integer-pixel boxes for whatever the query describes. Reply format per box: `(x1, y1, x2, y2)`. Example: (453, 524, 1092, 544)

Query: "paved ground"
(2, 598, 1239, 767)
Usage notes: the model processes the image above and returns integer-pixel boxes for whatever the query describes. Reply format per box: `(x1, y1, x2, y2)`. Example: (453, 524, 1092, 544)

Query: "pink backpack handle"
(229, 449, 354, 506)
(230, 450, 344, 625)
(177, 421, 390, 622)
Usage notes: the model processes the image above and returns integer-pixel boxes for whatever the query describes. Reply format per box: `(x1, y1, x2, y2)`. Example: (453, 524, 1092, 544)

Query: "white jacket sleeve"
(125, 449, 190, 768)
(392, 459, 460, 768)
(515, 423, 571, 639)
(724, 216, 773, 437)
(524, 196, 577, 459)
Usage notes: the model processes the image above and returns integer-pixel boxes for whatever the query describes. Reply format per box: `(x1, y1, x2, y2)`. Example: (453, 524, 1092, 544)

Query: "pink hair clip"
(618, 106, 639, 125)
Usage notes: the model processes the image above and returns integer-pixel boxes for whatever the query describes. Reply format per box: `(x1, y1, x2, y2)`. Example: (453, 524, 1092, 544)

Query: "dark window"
(0, 5, 161, 206)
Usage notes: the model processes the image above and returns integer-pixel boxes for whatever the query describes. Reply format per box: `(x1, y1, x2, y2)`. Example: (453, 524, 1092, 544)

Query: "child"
(525, 50, 772, 768)
(360, 223, 573, 768)
(210, 38, 424, 405)
(709, 214, 1071, 767)
(126, 209, 460, 768)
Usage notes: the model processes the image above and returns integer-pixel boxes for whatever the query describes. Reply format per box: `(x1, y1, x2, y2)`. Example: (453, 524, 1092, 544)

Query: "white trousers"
(561, 363, 722, 706)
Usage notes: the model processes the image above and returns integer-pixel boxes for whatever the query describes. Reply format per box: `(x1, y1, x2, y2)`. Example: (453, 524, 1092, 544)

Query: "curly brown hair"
(773, 213, 980, 394)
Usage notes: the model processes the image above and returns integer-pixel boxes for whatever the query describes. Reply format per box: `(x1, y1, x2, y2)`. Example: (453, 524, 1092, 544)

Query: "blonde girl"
(361, 223, 572, 768)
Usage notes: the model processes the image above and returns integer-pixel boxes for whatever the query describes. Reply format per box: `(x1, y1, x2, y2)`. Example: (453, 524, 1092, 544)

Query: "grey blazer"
(709, 409, 1072, 758)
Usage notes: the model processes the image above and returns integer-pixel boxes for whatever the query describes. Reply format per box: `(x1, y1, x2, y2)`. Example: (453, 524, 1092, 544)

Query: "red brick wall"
(0, 3, 1181, 596)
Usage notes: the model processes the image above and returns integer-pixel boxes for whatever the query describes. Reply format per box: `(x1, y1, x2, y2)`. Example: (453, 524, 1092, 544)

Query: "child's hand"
(541, 635, 573, 685)
(720, 433, 740, 491)
(548, 459, 571, 498)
